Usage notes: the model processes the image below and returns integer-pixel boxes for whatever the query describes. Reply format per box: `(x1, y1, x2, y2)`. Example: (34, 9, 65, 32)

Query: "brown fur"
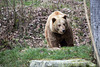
(45, 11, 74, 48)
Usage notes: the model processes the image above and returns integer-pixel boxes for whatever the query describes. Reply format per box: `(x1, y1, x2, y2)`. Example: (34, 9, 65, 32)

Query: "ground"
(0, 0, 95, 67)
(0, 45, 94, 67)
(0, 0, 90, 49)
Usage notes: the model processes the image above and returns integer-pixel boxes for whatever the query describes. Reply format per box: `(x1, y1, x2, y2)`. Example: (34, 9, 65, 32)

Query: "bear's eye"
(63, 24, 65, 26)
(58, 25, 61, 27)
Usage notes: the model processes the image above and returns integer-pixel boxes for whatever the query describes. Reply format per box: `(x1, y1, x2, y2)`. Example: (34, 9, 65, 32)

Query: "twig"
(8, 0, 25, 19)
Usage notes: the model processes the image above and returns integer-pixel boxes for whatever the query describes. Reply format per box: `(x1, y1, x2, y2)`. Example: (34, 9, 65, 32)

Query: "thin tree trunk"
(13, 0, 17, 29)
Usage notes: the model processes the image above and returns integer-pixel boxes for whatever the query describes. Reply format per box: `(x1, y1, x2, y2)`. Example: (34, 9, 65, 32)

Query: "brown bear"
(45, 11, 74, 48)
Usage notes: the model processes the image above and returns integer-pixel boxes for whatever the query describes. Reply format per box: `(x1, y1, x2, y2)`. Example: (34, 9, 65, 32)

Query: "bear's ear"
(63, 15, 67, 19)
(52, 18, 56, 23)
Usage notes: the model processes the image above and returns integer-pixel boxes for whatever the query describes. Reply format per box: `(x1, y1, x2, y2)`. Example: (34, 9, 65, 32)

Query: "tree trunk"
(90, 0, 100, 66)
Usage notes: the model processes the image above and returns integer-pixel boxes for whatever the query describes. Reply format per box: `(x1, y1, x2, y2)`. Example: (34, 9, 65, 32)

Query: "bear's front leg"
(65, 37, 74, 46)
(48, 36, 59, 48)
(64, 28, 74, 46)
(49, 40, 59, 48)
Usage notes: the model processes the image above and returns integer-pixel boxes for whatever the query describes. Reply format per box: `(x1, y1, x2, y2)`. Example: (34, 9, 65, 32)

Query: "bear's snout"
(62, 30, 65, 33)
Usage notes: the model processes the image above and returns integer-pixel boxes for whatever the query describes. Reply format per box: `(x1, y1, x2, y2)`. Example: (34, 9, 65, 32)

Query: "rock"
(30, 59, 96, 67)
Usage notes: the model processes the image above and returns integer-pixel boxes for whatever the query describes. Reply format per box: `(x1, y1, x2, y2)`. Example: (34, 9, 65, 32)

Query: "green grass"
(0, 0, 41, 7)
(24, 0, 41, 6)
(24, 1, 33, 6)
(86, 0, 90, 8)
(0, 45, 93, 67)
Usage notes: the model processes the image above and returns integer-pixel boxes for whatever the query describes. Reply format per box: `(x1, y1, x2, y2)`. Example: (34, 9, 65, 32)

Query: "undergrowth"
(0, 45, 93, 67)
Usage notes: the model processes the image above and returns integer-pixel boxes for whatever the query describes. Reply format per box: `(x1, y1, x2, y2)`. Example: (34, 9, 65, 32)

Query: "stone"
(30, 59, 96, 67)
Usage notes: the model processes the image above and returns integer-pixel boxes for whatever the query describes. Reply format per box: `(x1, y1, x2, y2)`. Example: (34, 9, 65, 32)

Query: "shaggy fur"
(45, 11, 74, 48)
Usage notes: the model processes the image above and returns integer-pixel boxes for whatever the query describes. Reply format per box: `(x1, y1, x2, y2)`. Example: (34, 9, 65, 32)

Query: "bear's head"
(50, 14, 68, 34)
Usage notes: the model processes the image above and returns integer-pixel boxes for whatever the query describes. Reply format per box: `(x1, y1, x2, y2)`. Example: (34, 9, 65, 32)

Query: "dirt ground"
(0, 0, 90, 49)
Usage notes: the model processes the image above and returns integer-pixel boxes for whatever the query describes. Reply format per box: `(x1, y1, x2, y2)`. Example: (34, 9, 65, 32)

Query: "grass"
(0, 45, 93, 67)
(0, 0, 41, 7)
(24, 0, 41, 6)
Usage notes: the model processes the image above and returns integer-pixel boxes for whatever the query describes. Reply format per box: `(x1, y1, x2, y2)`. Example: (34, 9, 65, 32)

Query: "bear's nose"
(62, 30, 65, 33)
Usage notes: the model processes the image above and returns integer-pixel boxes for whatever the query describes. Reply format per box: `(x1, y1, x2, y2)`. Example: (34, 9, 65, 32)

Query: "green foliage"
(73, 16, 79, 20)
(39, 34, 44, 39)
(24, 0, 41, 6)
(0, 45, 93, 67)
(0, 40, 9, 50)
(23, 36, 31, 39)
(24, 1, 33, 6)
(86, 0, 90, 8)
(44, 39, 47, 44)
(0, 47, 22, 67)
